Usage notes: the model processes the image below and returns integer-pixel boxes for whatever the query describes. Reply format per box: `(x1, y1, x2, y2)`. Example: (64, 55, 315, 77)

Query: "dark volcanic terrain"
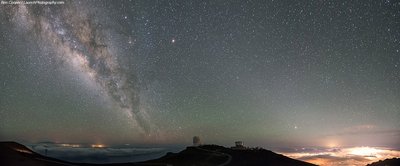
(1, 141, 316, 166)
(366, 158, 400, 166)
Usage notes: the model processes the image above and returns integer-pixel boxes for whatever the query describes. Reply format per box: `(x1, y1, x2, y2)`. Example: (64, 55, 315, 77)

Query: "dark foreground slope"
(0, 141, 147, 166)
(1, 141, 316, 166)
(0, 141, 74, 166)
(143, 144, 317, 166)
(367, 158, 400, 166)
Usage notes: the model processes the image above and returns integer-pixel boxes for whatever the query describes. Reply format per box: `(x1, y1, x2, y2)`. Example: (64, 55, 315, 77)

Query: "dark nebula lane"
(1, 3, 154, 134)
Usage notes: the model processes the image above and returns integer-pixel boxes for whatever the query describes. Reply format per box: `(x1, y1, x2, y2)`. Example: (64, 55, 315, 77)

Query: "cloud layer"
(279, 146, 400, 166)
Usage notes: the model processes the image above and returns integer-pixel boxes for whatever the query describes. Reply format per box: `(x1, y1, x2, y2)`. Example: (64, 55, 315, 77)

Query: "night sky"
(0, 0, 399, 149)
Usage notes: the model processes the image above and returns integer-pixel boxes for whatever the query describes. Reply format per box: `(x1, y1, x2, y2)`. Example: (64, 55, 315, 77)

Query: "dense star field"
(0, 1, 399, 164)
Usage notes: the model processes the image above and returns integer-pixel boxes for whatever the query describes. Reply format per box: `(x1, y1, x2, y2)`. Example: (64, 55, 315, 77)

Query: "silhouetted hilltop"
(142, 145, 229, 165)
(366, 158, 400, 166)
(143, 144, 317, 166)
(0, 141, 316, 166)
(0, 141, 73, 166)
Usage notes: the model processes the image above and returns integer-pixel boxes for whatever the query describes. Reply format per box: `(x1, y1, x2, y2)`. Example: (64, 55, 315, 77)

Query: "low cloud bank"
(278, 146, 400, 166)
(27, 143, 179, 163)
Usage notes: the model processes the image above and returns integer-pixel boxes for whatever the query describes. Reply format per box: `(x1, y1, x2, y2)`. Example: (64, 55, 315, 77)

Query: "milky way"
(2, 3, 153, 133)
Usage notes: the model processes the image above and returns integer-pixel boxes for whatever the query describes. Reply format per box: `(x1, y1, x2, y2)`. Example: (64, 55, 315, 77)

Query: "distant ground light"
(280, 146, 400, 166)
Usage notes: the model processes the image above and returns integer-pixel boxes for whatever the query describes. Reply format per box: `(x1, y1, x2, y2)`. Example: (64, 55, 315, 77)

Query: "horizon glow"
(280, 146, 400, 166)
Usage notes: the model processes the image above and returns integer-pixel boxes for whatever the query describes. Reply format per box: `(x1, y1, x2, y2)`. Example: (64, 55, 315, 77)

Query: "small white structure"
(193, 136, 201, 146)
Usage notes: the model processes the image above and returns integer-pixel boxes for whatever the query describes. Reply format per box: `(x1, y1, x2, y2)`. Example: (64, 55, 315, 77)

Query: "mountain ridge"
(0, 141, 318, 166)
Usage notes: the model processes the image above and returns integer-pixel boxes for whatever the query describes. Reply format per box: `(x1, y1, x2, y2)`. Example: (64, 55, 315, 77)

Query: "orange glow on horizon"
(323, 138, 340, 148)
(91, 144, 106, 148)
(348, 147, 381, 157)
(326, 142, 339, 148)
(280, 146, 400, 166)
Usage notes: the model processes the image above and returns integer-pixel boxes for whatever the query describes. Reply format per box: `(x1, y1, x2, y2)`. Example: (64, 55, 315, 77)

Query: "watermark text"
(1, 1, 65, 5)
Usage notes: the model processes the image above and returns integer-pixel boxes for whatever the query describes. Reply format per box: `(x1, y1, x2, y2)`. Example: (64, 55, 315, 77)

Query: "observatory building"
(232, 141, 246, 149)
(193, 136, 201, 146)
(235, 141, 244, 148)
